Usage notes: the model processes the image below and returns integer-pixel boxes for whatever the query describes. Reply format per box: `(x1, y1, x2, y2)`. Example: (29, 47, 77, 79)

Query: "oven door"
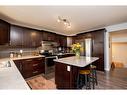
(45, 56, 57, 74)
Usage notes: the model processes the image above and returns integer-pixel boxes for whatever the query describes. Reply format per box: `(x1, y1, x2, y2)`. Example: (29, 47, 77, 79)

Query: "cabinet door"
(55, 62, 71, 89)
(10, 25, 23, 46)
(59, 35, 67, 47)
(0, 19, 10, 45)
(92, 29, 105, 71)
(42, 31, 48, 41)
(92, 29, 105, 43)
(13, 60, 23, 75)
(32, 57, 45, 74)
(22, 28, 41, 48)
(11, 25, 42, 48)
(22, 59, 33, 78)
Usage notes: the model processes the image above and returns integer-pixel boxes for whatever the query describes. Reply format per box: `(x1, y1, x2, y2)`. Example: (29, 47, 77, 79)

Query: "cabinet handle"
(33, 71, 38, 74)
(25, 59, 32, 62)
(32, 64, 38, 66)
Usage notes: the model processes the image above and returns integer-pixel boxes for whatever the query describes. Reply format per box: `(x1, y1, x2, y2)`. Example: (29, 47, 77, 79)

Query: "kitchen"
(0, 6, 127, 90)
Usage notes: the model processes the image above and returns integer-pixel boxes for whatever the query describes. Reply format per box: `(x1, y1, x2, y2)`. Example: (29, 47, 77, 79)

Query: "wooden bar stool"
(90, 65, 98, 89)
(77, 70, 91, 89)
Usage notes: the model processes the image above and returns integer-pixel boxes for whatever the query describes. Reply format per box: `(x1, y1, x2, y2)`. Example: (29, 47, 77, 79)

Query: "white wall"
(112, 43, 127, 67)
(105, 22, 127, 71)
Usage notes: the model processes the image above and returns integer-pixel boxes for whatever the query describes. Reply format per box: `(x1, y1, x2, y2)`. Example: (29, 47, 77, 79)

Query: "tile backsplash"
(0, 45, 38, 58)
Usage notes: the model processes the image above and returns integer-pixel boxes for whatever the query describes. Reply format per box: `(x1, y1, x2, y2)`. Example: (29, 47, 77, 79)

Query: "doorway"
(109, 29, 127, 70)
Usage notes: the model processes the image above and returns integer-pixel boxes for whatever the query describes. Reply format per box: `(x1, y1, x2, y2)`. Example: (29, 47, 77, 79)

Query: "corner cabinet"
(0, 19, 10, 45)
(14, 57, 45, 79)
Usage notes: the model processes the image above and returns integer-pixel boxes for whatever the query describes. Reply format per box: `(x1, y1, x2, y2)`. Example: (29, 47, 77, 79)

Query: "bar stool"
(90, 65, 98, 89)
(77, 70, 91, 89)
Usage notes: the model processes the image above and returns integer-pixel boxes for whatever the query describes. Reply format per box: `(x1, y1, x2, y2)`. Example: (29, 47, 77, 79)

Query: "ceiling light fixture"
(57, 16, 71, 28)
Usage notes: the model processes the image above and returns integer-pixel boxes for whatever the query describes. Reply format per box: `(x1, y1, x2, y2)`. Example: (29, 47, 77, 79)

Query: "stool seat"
(79, 70, 90, 75)
(90, 65, 96, 69)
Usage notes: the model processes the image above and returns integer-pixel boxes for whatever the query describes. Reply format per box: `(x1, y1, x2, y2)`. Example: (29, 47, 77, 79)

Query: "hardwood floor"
(95, 68, 127, 89)
(26, 68, 127, 89)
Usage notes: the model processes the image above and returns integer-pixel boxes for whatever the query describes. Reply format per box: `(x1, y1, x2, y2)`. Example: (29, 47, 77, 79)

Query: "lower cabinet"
(14, 57, 45, 79)
(55, 62, 78, 89)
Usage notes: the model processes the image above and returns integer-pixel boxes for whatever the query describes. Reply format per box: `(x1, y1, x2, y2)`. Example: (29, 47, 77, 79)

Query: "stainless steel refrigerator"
(80, 38, 92, 57)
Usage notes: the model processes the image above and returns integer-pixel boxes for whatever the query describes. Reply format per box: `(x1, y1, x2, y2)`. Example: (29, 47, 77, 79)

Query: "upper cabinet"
(42, 31, 56, 41)
(0, 19, 10, 45)
(58, 34, 67, 47)
(10, 25, 42, 48)
(10, 25, 67, 48)
(41, 31, 67, 47)
(10, 25, 24, 46)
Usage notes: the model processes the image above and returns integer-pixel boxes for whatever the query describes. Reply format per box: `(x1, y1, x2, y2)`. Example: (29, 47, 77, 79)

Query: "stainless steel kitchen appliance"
(37, 41, 59, 74)
(39, 50, 57, 74)
(80, 38, 92, 57)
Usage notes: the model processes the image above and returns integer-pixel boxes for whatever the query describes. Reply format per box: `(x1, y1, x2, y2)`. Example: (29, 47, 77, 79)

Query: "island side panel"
(55, 62, 78, 89)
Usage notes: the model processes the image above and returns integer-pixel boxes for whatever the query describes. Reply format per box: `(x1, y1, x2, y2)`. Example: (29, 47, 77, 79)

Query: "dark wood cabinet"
(10, 25, 23, 46)
(23, 28, 42, 48)
(42, 31, 56, 41)
(10, 25, 67, 48)
(0, 19, 10, 45)
(55, 62, 78, 89)
(10, 25, 42, 48)
(14, 57, 45, 79)
(56, 34, 67, 47)
(91, 29, 105, 71)
(59, 35, 67, 47)
(14, 60, 23, 75)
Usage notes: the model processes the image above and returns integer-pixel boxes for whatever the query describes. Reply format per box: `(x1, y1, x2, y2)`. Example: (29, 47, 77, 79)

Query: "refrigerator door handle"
(92, 39, 94, 56)
(92, 39, 94, 45)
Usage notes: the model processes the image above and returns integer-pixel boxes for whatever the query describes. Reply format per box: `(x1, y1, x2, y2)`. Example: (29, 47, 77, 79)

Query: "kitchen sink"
(0, 61, 11, 68)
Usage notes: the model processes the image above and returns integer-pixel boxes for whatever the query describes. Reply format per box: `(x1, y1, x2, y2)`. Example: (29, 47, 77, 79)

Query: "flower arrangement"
(71, 43, 83, 57)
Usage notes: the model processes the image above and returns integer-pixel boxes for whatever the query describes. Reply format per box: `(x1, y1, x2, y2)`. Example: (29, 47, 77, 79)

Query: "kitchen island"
(54, 56, 99, 89)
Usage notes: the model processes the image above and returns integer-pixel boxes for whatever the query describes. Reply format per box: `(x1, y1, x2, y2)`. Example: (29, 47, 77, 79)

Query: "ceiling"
(0, 6, 127, 36)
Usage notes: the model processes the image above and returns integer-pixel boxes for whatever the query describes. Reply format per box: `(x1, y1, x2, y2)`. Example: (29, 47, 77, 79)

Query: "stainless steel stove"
(39, 50, 58, 74)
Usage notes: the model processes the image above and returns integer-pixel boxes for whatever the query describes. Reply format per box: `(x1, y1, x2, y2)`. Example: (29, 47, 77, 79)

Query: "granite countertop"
(54, 56, 99, 67)
(0, 55, 44, 89)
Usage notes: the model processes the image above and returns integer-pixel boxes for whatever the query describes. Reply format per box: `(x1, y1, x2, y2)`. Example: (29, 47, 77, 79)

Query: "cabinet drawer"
(32, 69, 43, 76)
(32, 63, 44, 69)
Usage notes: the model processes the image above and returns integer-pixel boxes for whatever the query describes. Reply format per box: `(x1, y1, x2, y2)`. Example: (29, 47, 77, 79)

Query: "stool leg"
(85, 75, 88, 89)
(94, 70, 98, 85)
(92, 71, 95, 89)
(88, 74, 91, 89)
(76, 73, 80, 89)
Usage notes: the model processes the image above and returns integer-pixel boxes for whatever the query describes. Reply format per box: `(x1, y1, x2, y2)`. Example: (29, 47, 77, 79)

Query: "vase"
(75, 52, 80, 58)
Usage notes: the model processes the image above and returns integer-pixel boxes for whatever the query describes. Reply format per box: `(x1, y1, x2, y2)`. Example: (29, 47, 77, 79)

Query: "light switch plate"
(67, 66, 71, 71)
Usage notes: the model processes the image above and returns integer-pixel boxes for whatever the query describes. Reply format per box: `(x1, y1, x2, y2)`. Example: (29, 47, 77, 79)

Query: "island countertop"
(54, 56, 99, 67)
